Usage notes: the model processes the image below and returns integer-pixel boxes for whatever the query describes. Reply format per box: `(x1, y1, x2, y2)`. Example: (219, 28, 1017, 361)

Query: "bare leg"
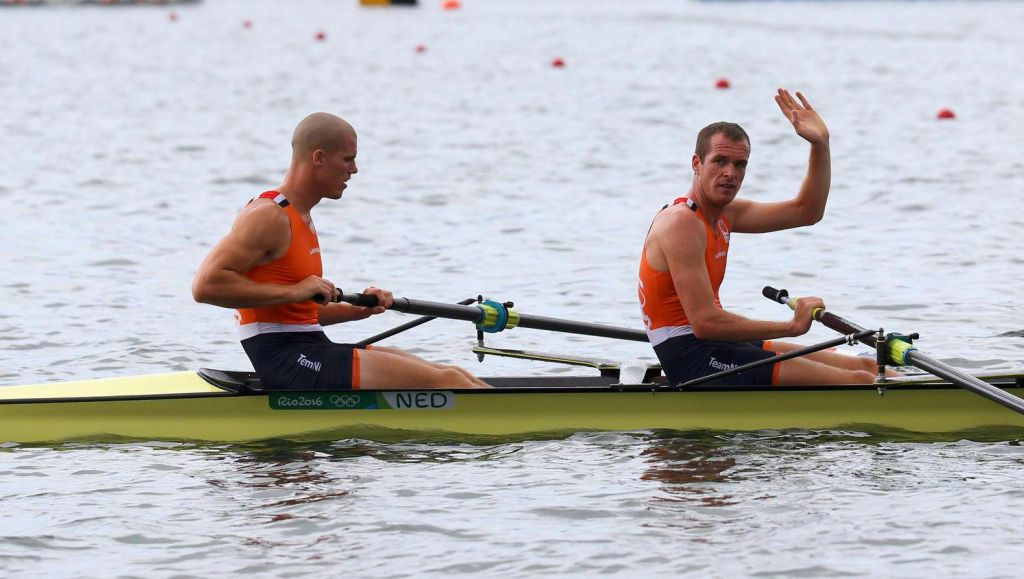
(768, 340, 899, 377)
(775, 356, 874, 385)
(369, 346, 489, 386)
(357, 348, 490, 389)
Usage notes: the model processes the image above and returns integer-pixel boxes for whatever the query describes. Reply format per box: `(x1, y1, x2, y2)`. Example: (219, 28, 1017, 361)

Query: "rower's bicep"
(197, 207, 287, 278)
(660, 220, 718, 321)
(728, 198, 804, 233)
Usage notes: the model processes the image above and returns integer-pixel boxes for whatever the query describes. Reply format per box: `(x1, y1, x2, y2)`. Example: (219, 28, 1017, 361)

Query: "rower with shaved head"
(194, 113, 488, 390)
(639, 89, 883, 386)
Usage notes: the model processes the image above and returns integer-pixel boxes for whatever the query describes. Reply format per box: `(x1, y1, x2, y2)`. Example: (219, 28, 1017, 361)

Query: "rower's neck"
(275, 172, 322, 217)
(271, 186, 320, 232)
(687, 186, 723, 224)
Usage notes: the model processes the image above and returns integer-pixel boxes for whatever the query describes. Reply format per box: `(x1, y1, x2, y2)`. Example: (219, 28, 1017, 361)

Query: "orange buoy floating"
(551, 57, 565, 68)
(715, 78, 731, 89)
(442, 0, 461, 10)
(315, 31, 327, 41)
(936, 108, 956, 120)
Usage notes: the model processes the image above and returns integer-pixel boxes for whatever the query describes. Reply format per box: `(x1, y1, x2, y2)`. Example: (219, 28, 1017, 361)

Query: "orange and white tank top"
(638, 197, 730, 346)
(236, 191, 323, 339)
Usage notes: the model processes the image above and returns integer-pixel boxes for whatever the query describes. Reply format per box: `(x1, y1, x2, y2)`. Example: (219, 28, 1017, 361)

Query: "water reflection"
(195, 440, 506, 514)
(640, 437, 738, 507)
(201, 444, 357, 515)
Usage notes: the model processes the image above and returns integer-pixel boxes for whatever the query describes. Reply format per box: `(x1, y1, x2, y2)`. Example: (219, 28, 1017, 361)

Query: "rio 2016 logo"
(271, 391, 454, 411)
(328, 394, 364, 408)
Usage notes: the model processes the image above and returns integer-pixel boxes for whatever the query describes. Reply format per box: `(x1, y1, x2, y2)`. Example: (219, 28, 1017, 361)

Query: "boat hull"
(2, 371, 1024, 443)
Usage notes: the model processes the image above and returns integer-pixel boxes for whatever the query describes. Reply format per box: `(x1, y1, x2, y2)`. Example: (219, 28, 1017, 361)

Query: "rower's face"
(693, 133, 749, 205)
(320, 134, 358, 199)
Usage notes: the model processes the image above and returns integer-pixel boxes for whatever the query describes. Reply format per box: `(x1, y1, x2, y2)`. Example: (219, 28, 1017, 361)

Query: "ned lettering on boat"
(639, 89, 890, 387)
(192, 112, 489, 390)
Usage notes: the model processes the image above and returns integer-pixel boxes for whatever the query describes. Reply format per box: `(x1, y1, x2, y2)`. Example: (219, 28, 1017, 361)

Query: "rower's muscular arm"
(729, 89, 831, 234)
(192, 203, 334, 308)
(654, 211, 813, 342)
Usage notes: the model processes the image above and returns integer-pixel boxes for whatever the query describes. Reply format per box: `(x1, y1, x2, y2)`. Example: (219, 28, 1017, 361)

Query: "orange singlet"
(638, 197, 730, 347)
(236, 191, 323, 339)
(234, 191, 369, 390)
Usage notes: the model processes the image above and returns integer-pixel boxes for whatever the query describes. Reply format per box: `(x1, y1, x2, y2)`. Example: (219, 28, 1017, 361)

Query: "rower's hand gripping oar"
(320, 291, 649, 342)
(763, 286, 1024, 415)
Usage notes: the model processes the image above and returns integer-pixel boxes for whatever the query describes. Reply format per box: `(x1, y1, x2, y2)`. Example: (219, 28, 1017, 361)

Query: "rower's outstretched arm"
(728, 89, 831, 234)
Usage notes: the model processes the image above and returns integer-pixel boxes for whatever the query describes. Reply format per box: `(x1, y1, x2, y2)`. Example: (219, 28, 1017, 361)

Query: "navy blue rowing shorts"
(653, 334, 779, 387)
(241, 331, 370, 390)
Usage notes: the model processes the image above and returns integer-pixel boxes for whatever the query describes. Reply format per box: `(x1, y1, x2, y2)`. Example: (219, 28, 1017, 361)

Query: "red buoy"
(442, 0, 461, 10)
(415, 44, 427, 53)
(715, 78, 731, 89)
(937, 108, 956, 120)
(315, 31, 327, 41)
(242, 20, 253, 29)
(551, 57, 565, 68)
(168, 11, 178, 22)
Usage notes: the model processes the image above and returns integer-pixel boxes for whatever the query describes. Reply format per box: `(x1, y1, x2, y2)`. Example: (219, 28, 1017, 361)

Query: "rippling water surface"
(2, 0, 1024, 576)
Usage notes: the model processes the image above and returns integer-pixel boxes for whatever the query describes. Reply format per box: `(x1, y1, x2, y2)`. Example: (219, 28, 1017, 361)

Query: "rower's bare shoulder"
(647, 206, 705, 269)
(653, 204, 704, 239)
(235, 198, 287, 225)
(234, 199, 290, 231)
(229, 200, 290, 252)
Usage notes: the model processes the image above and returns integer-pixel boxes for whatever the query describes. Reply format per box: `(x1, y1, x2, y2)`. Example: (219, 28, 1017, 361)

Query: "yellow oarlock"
(888, 337, 917, 366)
(477, 300, 519, 333)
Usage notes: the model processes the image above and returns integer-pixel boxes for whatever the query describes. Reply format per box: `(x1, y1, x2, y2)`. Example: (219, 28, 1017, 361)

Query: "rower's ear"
(312, 149, 326, 167)
(691, 153, 701, 174)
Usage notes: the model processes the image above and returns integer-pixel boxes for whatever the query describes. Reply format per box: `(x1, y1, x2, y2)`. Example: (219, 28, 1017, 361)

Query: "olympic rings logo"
(329, 394, 363, 408)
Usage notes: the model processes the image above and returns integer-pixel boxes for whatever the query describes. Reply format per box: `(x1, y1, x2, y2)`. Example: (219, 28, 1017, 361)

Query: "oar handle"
(763, 286, 874, 346)
(335, 292, 379, 308)
(762, 286, 824, 320)
(313, 292, 380, 307)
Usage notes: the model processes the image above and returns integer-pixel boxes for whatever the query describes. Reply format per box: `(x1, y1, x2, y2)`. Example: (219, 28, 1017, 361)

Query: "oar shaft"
(763, 285, 1024, 415)
(391, 297, 483, 323)
(514, 313, 648, 341)
(905, 351, 1024, 413)
(355, 298, 478, 346)
(338, 292, 649, 342)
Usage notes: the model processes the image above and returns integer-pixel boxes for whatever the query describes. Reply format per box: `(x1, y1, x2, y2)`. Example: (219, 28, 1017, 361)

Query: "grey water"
(2, 0, 1023, 576)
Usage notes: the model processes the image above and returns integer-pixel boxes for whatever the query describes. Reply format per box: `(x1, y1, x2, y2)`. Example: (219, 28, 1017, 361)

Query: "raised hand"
(775, 89, 829, 145)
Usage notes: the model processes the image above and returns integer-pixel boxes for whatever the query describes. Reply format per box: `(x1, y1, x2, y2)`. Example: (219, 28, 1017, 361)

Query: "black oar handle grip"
(339, 292, 380, 308)
(312, 291, 380, 307)
(762, 286, 789, 304)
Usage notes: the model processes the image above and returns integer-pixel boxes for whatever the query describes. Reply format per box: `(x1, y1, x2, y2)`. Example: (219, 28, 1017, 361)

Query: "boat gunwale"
(2, 377, 1021, 405)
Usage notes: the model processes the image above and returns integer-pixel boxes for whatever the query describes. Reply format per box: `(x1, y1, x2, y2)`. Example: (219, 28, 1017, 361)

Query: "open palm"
(775, 89, 829, 145)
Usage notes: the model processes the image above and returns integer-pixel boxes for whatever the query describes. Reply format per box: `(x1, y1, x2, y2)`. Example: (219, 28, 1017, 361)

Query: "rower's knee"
(852, 369, 875, 384)
(858, 356, 877, 374)
(430, 366, 472, 388)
